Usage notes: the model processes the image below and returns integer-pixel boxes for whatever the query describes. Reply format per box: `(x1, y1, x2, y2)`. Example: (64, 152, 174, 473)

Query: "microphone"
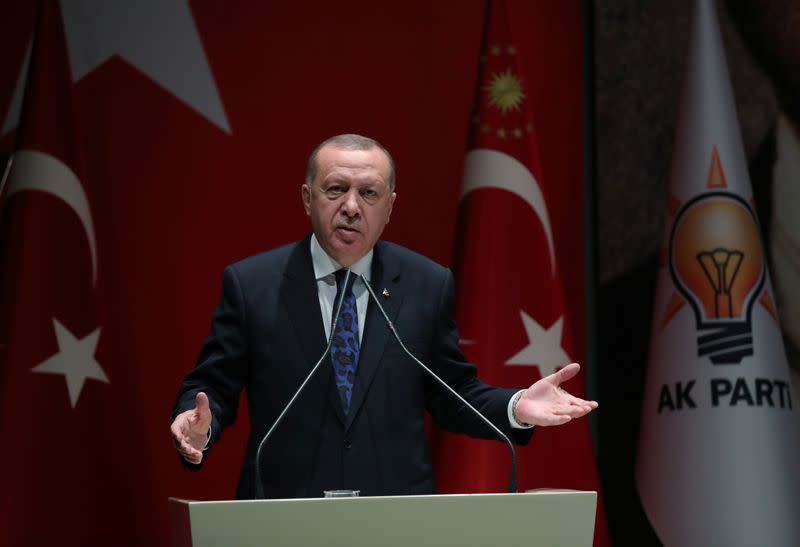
(253, 269, 352, 499)
(359, 273, 518, 493)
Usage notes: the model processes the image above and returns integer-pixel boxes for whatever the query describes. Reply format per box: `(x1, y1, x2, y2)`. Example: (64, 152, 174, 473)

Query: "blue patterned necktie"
(330, 269, 360, 415)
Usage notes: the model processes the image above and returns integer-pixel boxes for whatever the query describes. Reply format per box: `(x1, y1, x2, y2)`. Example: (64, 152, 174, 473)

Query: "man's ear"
(301, 183, 312, 215)
(386, 191, 397, 223)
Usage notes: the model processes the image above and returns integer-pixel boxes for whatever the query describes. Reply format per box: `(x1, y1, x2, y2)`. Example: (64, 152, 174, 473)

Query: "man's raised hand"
(170, 392, 212, 464)
(514, 363, 598, 427)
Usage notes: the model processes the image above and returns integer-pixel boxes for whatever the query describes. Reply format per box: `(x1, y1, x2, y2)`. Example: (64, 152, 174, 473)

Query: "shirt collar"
(310, 233, 373, 282)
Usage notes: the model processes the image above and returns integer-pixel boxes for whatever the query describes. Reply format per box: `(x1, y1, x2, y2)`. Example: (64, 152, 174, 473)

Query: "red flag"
(0, 2, 154, 545)
(430, 1, 609, 544)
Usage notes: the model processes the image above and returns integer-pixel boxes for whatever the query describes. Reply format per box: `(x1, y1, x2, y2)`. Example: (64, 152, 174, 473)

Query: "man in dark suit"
(170, 134, 597, 499)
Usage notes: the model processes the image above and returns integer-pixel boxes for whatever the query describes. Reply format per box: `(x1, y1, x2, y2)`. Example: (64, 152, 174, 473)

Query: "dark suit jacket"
(174, 236, 533, 499)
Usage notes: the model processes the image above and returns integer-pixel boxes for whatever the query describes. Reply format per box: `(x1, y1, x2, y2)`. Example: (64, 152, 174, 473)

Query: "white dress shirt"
(310, 234, 372, 342)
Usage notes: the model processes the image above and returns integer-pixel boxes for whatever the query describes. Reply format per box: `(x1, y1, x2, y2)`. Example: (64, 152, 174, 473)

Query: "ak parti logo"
(653, 146, 792, 414)
(658, 146, 779, 365)
(670, 190, 764, 364)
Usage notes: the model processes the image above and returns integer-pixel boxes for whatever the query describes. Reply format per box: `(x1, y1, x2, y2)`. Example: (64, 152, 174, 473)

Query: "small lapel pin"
(382, 288, 390, 298)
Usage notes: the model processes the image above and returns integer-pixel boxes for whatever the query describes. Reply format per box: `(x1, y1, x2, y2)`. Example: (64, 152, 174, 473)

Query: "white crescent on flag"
(5, 149, 98, 285)
(4, 149, 108, 408)
(460, 148, 556, 275)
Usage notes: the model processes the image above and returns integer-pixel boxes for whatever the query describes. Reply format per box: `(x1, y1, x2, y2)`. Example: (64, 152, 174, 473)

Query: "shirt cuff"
(203, 424, 212, 451)
(508, 390, 534, 429)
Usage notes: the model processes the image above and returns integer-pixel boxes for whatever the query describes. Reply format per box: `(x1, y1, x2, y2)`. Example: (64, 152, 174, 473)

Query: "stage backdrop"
(0, 1, 588, 545)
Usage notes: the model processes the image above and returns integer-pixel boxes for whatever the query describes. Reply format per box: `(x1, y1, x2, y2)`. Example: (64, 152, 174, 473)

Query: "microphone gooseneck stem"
(359, 273, 518, 493)
(253, 269, 352, 499)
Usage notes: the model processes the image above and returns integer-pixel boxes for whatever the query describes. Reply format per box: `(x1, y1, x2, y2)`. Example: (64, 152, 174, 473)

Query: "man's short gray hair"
(305, 134, 396, 189)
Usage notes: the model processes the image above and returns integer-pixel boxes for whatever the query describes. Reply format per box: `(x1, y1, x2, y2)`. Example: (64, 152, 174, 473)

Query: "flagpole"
(0, 155, 13, 197)
(581, 0, 600, 453)
(0, 155, 14, 220)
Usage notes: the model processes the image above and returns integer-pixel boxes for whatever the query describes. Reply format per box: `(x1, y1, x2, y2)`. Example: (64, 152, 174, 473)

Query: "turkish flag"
(0, 2, 156, 545)
(429, 1, 609, 545)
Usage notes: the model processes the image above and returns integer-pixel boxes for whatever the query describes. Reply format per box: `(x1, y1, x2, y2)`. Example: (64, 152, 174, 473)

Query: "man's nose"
(341, 190, 360, 216)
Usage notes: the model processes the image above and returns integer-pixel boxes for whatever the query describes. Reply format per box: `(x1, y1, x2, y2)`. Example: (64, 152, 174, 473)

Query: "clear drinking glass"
(323, 490, 360, 498)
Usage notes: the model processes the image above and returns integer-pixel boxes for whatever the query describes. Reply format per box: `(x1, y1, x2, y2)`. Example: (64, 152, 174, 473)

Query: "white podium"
(169, 490, 597, 547)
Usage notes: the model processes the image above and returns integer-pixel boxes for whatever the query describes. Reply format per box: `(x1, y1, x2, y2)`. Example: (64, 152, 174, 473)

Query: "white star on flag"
(2, 0, 230, 135)
(32, 319, 108, 408)
(505, 310, 570, 377)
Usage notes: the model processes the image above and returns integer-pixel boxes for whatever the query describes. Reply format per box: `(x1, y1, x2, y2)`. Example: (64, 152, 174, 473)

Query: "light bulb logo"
(669, 191, 765, 364)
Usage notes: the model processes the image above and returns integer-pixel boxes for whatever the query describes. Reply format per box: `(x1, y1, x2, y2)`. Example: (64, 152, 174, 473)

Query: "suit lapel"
(345, 241, 403, 431)
(283, 236, 345, 426)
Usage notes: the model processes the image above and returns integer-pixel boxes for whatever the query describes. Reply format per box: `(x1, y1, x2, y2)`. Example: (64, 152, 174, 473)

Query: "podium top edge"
(169, 490, 597, 506)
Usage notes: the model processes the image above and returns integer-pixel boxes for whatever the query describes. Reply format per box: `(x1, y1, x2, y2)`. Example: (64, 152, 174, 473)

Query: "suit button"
(344, 439, 352, 450)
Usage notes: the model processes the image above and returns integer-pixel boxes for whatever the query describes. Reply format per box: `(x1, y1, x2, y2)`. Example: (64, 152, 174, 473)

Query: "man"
(171, 134, 597, 499)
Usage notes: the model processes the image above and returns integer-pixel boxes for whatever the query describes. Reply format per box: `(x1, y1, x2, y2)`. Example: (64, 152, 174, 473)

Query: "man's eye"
(326, 186, 345, 195)
(362, 189, 378, 198)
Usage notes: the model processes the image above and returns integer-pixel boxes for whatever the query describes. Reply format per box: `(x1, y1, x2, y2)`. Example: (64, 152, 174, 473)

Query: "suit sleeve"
(171, 265, 250, 469)
(424, 268, 534, 445)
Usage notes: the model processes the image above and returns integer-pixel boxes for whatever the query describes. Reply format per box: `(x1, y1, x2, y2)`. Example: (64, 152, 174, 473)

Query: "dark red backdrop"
(0, 2, 585, 544)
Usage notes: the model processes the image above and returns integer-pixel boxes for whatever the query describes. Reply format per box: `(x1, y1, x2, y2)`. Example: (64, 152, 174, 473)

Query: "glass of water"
(323, 490, 360, 498)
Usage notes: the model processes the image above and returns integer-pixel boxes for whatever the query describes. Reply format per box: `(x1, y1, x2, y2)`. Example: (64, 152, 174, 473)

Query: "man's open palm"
(515, 363, 598, 426)
(170, 392, 212, 464)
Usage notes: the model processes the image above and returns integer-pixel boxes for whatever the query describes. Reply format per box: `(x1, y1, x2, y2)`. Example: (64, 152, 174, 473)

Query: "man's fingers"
(564, 393, 598, 409)
(171, 409, 205, 447)
(195, 392, 210, 416)
(178, 438, 203, 464)
(170, 413, 194, 443)
(555, 384, 599, 412)
(181, 450, 202, 464)
(169, 421, 184, 440)
(554, 403, 594, 418)
(169, 419, 189, 453)
(169, 404, 210, 464)
(171, 431, 186, 450)
(192, 392, 212, 430)
(551, 363, 580, 385)
(570, 399, 598, 413)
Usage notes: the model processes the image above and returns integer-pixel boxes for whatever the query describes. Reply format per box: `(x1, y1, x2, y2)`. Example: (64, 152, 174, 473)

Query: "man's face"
(302, 145, 396, 267)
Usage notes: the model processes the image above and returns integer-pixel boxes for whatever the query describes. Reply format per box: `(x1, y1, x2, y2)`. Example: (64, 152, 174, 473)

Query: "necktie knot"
(334, 269, 354, 294)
